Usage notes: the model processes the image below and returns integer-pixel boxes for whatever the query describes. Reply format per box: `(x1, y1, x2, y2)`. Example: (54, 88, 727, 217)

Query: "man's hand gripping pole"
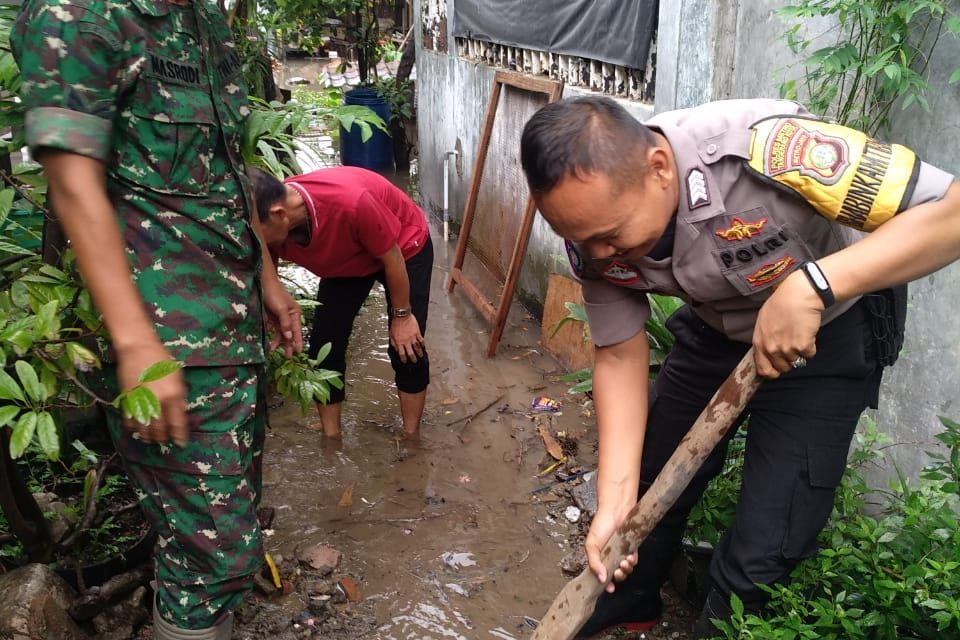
(531, 349, 762, 640)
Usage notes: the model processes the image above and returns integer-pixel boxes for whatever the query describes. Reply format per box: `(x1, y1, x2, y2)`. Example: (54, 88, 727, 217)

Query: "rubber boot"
(153, 597, 233, 640)
(692, 586, 734, 639)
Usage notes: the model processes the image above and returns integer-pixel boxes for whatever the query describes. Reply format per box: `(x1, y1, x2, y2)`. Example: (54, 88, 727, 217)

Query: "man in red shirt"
(249, 167, 433, 439)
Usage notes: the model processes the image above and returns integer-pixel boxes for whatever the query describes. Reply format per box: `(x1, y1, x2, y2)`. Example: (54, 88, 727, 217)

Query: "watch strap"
(800, 261, 836, 309)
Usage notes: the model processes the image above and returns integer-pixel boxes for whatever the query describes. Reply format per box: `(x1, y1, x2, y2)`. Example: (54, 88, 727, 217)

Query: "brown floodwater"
(259, 226, 594, 638)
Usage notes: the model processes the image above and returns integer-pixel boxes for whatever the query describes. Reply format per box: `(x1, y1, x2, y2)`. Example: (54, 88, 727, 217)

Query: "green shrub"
(716, 417, 960, 639)
(555, 294, 685, 395)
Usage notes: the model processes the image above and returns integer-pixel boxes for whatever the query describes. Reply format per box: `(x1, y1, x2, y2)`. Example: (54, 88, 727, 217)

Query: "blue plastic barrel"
(339, 87, 394, 172)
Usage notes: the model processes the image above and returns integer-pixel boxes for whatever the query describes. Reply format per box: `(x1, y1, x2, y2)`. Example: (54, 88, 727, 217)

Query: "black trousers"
(633, 301, 882, 611)
(307, 237, 433, 403)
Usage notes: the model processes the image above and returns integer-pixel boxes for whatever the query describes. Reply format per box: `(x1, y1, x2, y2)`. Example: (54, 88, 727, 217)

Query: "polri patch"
(687, 168, 710, 209)
(745, 256, 795, 287)
(715, 217, 767, 242)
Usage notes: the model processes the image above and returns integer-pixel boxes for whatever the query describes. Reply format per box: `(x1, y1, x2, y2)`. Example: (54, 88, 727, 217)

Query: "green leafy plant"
(555, 294, 685, 395)
(243, 92, 387, 176)
(374, 76, 414, 122)
(920, 415, 960, 498)
(715, 417, 960, 639)
(268, 342, 344, 414)
(778, 0, 960, 135)
(550, 301, 590, 343)
(685, 432, 745, 548)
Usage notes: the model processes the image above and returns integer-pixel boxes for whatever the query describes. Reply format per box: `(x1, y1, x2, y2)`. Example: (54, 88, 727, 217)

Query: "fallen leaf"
(338, 485, 354, 508)
(440, 397, 460, 406)
(538, 424, 565, 460)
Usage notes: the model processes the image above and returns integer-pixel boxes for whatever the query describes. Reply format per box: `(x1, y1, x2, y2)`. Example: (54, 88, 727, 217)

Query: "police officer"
(12, 1, 301, 638)
(519, 96, 960, 637)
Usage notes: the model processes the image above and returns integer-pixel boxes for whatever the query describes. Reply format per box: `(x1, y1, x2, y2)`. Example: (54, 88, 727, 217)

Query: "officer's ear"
(645, 145, 675, 190)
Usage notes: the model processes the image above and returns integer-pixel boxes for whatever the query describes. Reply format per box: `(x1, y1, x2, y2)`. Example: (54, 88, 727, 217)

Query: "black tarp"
(453, 0, 658, 70)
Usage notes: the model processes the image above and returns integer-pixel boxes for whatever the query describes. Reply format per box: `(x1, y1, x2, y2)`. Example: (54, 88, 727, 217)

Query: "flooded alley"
(248, 224, 598, 639)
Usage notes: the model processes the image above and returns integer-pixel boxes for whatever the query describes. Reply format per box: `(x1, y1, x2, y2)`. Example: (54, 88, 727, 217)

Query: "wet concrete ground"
(256, 222, 600, 638)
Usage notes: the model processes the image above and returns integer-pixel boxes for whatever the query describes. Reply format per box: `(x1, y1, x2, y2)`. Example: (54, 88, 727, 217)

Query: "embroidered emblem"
(745, 256, 795, 287)
(764, 119, 849, 186)
(715, 217, 768, 241)
(748, 116, 918, 231)
(687, 169, 710, 209)
(601, 261, 641, 285)
(565, 240, 584, 277)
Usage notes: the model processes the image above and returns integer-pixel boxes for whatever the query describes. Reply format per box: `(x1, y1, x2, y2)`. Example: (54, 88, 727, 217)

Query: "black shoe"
(574, 588, 662, 638)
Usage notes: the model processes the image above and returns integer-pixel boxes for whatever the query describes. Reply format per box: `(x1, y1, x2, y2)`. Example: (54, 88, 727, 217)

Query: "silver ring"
(791, 356, 807, 369)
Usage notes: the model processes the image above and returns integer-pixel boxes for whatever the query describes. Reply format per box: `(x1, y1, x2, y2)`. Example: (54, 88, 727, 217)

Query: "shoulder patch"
(746, 117, 919, 231)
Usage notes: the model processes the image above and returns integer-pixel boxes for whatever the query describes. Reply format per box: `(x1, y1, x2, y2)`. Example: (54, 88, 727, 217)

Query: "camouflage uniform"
(13, 0, 267, 629)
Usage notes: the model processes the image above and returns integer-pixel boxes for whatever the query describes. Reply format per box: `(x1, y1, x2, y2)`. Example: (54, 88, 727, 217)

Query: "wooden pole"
(530, 349, 762, 639)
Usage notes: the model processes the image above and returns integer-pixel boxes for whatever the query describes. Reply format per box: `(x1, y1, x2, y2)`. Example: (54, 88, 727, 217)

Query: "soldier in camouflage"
(12, 0, 302, 638)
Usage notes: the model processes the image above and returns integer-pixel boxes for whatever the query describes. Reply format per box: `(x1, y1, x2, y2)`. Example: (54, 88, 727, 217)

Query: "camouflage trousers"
(103, 365, 266, 629)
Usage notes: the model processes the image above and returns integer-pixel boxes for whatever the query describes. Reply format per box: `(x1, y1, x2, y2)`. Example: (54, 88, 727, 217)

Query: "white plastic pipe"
(442, 150, 458, 242)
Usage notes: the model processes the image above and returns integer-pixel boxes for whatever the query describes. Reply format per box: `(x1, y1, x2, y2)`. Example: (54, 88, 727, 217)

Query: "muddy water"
(260, 230, 595, 638)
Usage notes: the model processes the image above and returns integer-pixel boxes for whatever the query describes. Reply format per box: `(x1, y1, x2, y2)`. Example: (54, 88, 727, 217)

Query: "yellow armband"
(747, 117, 919, 231)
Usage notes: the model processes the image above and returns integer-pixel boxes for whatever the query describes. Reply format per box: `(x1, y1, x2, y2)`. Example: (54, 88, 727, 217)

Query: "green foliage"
(0, 3, 24, 150)
(920, 415, 960, 498)
(268, 342, 343, 414)
(374, 77, 415, 122)
(557, 367, 593, 396)
(646, 294, 684, 372)
(685, 432, 745, 548)
(242, 97, 314, 177)
(555, 295, 685, 395)
(550, 301, 590, 342)
(380, 39, 402, 63)
(715, 418, 960, 639)
(0, 246, 178, 460)
(778, 0, 960, 136)
(243, 91, 387, 176)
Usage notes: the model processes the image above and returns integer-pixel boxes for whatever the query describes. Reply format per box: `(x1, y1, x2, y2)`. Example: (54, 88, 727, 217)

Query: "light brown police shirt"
(571, 99, 955, 346)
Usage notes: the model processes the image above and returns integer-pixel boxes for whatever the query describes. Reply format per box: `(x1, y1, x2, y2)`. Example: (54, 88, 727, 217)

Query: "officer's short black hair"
(520, 96, 656, 194)
(247, 166, 287, 223)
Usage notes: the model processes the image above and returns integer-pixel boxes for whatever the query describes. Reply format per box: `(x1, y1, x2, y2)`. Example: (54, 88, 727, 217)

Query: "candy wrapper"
(531, 396, 561, 413)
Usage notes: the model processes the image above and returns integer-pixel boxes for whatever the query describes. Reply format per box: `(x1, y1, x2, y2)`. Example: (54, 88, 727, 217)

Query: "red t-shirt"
(274, 167, 428, 278)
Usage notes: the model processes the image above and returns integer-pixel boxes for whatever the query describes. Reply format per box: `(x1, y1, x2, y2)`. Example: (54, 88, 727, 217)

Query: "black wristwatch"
(390, 307, 412, 318)
(800, 261, 835, 309)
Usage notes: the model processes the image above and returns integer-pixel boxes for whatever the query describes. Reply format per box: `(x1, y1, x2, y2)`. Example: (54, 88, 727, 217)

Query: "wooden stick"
(530, 349, 761, 640)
